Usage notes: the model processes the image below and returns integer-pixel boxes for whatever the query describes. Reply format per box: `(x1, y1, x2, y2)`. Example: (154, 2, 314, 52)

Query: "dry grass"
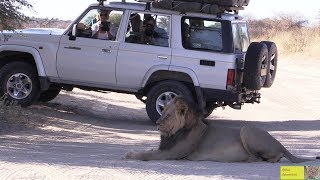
(248, 17, 320, 56)
(0, 95, 46, 134)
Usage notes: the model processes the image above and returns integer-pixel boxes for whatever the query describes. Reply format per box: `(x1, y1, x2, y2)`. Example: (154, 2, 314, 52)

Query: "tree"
(0, 0, 33, 30)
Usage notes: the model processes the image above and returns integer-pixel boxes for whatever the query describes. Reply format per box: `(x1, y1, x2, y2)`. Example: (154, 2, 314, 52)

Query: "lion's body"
(125, 97, 315, 163)
(187, 124, 248, 162)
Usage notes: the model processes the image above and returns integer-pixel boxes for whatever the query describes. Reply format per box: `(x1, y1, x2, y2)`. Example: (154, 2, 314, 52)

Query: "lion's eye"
(163, 114, 170, 119)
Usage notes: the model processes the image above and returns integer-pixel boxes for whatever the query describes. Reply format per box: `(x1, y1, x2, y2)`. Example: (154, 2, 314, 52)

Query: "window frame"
(124, 10, 172, 48)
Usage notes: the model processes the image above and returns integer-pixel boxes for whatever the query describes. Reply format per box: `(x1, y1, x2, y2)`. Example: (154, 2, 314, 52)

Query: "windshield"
(232, 23, 250, 52)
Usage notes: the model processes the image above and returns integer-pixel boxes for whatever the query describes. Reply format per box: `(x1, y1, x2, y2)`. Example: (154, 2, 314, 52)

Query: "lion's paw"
(124, 151, 139, 160)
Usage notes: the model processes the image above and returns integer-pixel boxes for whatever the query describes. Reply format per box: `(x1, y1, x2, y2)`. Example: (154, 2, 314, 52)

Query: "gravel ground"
(0, 56, 319, 179)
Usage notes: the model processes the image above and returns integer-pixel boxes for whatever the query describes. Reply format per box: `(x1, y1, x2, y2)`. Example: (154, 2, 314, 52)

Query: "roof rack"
(97, 0, 152, 10)
(97, 0, 245, 14)
(97, 0, 128, 6)
(97, 0, 106, 6)
(135, 0, 153, 10)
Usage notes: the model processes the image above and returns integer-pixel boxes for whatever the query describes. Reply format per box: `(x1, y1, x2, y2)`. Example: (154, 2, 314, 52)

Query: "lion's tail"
(283, 149, 311, 163)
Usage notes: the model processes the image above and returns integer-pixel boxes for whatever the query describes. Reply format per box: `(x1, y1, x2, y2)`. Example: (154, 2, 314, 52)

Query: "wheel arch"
(142, 65, 199, 86)
(141, 66, 200, 95)
(0, 45, 46, 77)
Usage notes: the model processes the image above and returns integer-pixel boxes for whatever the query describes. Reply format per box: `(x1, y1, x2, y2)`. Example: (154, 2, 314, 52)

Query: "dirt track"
(0, 56, 319, 179)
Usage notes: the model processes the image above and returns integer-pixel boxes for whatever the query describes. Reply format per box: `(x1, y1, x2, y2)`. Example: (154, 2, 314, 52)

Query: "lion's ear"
(174, 97, 189, 116)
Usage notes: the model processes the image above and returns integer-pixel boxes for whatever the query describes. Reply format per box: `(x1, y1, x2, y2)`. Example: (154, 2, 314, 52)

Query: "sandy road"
(0, 56, 319, 179)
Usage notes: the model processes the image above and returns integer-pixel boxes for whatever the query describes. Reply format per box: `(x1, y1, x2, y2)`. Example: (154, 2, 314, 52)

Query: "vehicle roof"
(89, 0, 244, 21)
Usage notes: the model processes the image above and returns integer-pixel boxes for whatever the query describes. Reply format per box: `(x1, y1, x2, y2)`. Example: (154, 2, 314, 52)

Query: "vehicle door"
(116, 12, 172, 89)
(57, 8, 124, 86)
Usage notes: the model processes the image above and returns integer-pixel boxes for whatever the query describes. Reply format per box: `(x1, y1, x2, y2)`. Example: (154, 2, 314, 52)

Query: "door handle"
(102, 49, 111, 53)
(64, 46, 81, 50)
(157, 55, 168, 60)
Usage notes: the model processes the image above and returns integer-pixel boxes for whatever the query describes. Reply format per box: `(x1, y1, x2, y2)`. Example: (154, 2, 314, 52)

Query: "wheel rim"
(269, 53, 276, 77)
(156, 92, 177, 115)
(6, 73, 33, 100)
(260, 54, 268, 82)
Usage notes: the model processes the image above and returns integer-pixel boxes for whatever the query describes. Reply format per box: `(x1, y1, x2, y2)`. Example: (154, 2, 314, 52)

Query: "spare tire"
(261, 41, 278, 88)
(243, 42, 269, 90)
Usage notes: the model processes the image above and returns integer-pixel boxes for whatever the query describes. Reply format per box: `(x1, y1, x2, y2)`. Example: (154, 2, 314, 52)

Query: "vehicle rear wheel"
(203, 102, 217, 119)
(146, 80, 194, 123)
(261, 41, 278, 88)
(38, 85, 61, 102)
(243, 42, 269, 90)
(0, 62, 40, 106)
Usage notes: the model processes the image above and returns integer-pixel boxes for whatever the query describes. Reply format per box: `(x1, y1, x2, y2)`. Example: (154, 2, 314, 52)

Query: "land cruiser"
(0, 0, 277, 122)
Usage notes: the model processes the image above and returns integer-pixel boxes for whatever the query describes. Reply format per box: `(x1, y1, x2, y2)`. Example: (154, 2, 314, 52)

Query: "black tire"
(243, 42, 269, 90)
(261, 41, 278, 88)
(0, 62, 40, 106)
(146, 80, 194, 123)
(38, 85, 61, 102)
(203, 104, 215, 119)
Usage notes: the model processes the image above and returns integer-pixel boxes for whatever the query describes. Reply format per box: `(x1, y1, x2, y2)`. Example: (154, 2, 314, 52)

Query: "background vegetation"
(0, 0, 33, 30)
(248, 14, 320, 55)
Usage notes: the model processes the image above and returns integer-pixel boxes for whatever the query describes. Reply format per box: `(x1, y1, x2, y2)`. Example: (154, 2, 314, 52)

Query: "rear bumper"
(201, 88, 243, 103)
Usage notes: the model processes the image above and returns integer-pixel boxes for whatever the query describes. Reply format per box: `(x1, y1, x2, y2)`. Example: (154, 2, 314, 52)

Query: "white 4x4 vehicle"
(0, 0, 277, 122)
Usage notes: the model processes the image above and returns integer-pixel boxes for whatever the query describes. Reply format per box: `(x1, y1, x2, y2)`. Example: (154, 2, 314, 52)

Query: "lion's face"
(156, 97, 191, 137)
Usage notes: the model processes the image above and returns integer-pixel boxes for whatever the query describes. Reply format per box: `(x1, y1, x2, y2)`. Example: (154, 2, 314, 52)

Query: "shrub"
(248, 15, 320, 55)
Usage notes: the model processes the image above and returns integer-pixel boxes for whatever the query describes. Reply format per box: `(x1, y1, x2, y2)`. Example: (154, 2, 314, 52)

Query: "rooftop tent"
(151, 0, 250, 14)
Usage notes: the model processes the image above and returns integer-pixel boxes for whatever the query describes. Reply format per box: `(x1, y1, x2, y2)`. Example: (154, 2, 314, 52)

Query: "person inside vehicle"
(92, 10, 115, 40)
(141, 16, 168, 47)
(125, 13, 142, 43)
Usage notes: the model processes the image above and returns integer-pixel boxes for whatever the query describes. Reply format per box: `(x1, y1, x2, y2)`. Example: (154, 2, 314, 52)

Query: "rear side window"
(182, 17, 223, 52)
(232, 23, 250, 52)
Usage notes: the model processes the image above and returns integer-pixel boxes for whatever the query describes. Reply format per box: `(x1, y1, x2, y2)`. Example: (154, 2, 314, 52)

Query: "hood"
(14, 28, 66, 35)
(1, 28, 66, 45)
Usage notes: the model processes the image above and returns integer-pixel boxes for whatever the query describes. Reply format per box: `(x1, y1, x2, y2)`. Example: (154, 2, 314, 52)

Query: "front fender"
(0, 45, 47, 76)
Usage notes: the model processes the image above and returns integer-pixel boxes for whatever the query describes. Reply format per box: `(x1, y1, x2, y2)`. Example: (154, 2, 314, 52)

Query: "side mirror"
(69, 24, 77, 40)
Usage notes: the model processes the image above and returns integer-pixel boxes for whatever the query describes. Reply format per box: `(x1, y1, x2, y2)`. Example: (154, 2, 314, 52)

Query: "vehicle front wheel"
(146, 80, 194, 123)
(0, 62, 40, 106)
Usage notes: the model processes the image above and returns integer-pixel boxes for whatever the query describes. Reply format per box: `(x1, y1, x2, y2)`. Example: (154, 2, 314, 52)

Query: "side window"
(232, 24, 242, 52)
(125, 12, 170, 47)
(239, 23, 250, 52)
(182, 17, 223, 52)
(232, 23, 250, 52)
(75, 8, 123, 41)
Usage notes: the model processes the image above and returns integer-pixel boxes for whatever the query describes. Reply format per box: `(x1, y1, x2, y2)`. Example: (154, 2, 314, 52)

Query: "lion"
(125, 96, 319, 163)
